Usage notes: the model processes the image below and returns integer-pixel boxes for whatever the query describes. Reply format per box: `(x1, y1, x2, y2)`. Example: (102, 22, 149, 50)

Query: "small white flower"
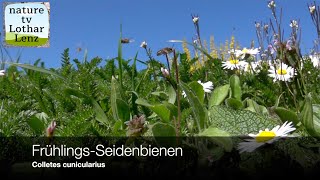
(161, 67, 170, 77)
(192, 16, 199, 23)
(237, 121, 296, 153)
(264, 24, 269, 31)
(268, 1, 276, 9)
(255, 22, 261, 28)
(309, 54, 320, 68)
(140, 41, 147, 48)
(290, 20, 298, 29)
(268, 62, 295, 82)
(182, 91, 187, 98)
(222, 59, 248, 70)
(0, 70, 5, 76)
(197, 80, 213, 93)
(309, 5, 316, 14)
(235, 48, 259, 59)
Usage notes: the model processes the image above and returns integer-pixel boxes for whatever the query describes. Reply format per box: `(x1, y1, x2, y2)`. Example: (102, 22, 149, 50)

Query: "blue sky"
(0, 0, 318, 69)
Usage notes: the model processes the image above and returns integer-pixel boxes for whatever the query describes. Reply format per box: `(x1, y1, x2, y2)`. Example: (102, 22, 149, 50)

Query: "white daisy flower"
(309, 54, 320, 68)
(197, 80, 213, 93)
(140, 41, 147, 49)
(268, 62, 295, 82)
(0, 70, 5, 76)
(235, 48, 259, 59)
(237, 121, 296, 153)
(222, 59, 248, 70)
(182, 80, 213, 98)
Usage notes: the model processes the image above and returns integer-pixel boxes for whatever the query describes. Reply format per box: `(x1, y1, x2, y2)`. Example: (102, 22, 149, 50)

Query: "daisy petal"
(237, 141, 265, 153)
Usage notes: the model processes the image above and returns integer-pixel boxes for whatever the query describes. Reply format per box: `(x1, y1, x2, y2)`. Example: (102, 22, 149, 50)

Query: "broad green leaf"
(244, 99, 257, 112)
(300, 94, 317, 137)
(91, 101, 110, 125)
(152, 122, 177, 147)
(151, 86, 176, 105)
(259, 106, 269, 115)
(209, 84, 230, 107)
(135, 98, 171, 123)
(64, 89, 109, 125)
(116, 99, 130, 122)
(151, 91, 167, 97)
(180, 82, 207, 132)
(6, 62, 64, 79)
(135, 98, 152, 107)
(112, 120, 124, 134)
(111, 77, 122, 121)
(168, 85, 176, 104)
(164, 102, 178, 118)
(244, 106, 256, 112)
(245, 99, 269, 115)
(152, 122, 176, 136)
(225, 98, 243, 110)
(274, 107, 299, 126)
(312, 104, 320, 137)
(229, 75, 242, 101)
(27, 116, 45, 135)
(209, 106, 278, 135)
(198, 127, 233, 152)
(188, 81, 205, 104)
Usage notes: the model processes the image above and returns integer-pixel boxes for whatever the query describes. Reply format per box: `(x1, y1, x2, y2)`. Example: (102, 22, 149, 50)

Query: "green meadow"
(1, 1, 320, 177)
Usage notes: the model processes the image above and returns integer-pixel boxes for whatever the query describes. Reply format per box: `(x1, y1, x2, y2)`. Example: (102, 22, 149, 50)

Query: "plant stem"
(173, 50, 181, 136)
(165, 54, 171, 74)
(144, 48, 158, 81)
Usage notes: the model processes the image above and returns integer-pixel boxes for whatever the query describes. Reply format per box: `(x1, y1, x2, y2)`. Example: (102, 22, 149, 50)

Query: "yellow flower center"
(255, 131, 276, 143)
(277, 69, 287, 75)
(229, 59, 239, 64)
(242, 48, 249, 54)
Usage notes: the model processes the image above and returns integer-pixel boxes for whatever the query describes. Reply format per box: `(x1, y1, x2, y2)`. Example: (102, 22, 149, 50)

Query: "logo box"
(3, 2, 50, 47)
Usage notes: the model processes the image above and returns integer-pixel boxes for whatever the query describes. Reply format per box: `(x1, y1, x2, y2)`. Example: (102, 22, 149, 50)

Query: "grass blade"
(5, 62, 64, 79)
(118, 24, 123, 88)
